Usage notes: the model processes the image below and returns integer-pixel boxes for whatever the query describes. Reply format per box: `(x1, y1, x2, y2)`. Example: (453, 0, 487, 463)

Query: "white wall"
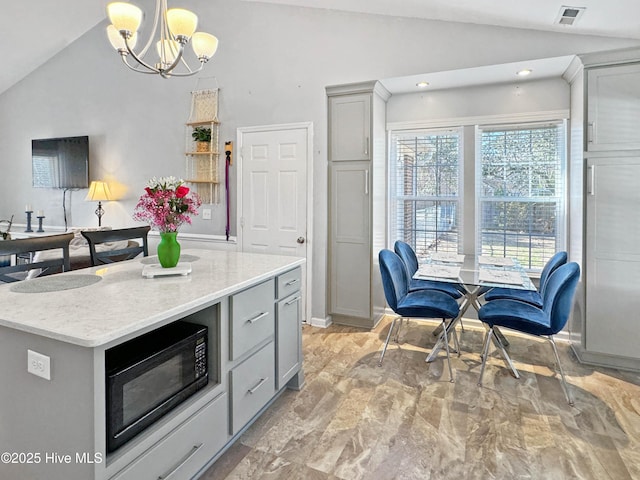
(0, 0, 637, 323)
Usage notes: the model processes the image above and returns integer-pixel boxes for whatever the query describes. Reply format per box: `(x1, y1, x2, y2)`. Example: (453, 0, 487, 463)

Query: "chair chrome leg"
(394, 317, 404, 343)
(492, 331, 520, 379)
(478, 327, 493, 386)
(548, 336, 574, 406)
(441, 318, 454, 382)
(451, 321, 461, 356)
(378, 316, 398, 367)
(426, 303, 465, 363)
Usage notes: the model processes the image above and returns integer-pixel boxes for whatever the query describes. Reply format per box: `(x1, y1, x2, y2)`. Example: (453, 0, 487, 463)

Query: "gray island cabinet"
(0, 249, 304, 480)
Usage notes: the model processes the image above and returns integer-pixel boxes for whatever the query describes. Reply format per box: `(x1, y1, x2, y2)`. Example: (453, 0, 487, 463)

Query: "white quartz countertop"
(0, 249, 304, 348)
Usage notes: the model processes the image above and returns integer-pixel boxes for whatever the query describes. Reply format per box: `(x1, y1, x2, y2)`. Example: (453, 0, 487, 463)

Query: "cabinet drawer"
(230, 341, 276, 434)
(277, 267, 301, 300)
(230, 279, 275, 360)
(111, 393, 228, 480)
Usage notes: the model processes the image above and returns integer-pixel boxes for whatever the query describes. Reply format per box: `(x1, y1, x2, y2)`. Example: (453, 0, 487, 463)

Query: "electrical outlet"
(27, 349, 51, 380)
(202, 208, 212, 220)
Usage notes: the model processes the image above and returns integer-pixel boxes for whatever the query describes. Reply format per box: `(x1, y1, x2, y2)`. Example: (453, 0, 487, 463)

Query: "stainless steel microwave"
(105, 321, 208, 452)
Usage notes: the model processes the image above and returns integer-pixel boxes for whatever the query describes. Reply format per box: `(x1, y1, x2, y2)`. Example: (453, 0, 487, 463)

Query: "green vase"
(157, 232, 181, 268)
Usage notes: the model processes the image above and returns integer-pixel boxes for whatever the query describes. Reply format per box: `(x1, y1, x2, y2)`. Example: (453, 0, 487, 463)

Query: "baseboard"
(571, 343, 640, 372)
(331, 313, 383, 330)
(309, 316, 332, 328)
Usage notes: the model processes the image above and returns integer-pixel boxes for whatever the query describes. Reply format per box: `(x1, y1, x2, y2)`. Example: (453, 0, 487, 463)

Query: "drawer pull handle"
(247, 311, 269, 324)
(158, 444, 202, 480)
(285, 296, 301, 306)
(248, 377, 268, 394)
(285, 278, 299, 286)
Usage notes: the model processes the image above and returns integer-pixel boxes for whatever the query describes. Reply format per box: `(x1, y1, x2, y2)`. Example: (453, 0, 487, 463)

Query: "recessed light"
(416, 81, 430, 88)
(516, 69, 532, 77)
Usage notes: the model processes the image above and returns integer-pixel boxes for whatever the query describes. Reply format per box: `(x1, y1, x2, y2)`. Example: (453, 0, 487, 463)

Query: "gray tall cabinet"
(568, 47, 640, 372)
(327, 81, 390, 329)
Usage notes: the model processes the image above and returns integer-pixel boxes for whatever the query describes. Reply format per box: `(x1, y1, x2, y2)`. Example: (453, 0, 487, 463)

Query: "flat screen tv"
(32, 136, 89, 188)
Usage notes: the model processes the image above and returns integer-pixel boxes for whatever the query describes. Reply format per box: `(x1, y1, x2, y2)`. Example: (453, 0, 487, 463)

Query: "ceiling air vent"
(555, 6, 586, 26)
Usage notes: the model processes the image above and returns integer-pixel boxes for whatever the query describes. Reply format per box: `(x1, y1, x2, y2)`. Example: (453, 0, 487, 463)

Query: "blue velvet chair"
(394, 240, 467, 336)
(393, 241, 464, 299)
(483, 251, 567, 307)
(477, 262, 580, 405)
(379, 249, 460, 382)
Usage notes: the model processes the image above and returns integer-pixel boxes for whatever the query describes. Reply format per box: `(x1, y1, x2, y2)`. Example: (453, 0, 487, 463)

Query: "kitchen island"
(0, 249, 305, 480)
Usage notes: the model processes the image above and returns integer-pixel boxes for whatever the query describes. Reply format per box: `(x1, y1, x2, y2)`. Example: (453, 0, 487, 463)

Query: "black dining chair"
(81, 226, 150, 266)
(483, 251, 567, 307)
(477, 262, 580, 405)
(0, 233, 74, 283)
(378, 249, 461, 382)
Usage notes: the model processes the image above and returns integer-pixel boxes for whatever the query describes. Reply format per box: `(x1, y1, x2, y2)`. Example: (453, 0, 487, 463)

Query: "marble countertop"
(0, 249, 304, 348)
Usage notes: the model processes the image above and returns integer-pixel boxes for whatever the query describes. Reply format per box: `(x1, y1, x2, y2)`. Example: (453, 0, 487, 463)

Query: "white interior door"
(239, 123, 312, 322)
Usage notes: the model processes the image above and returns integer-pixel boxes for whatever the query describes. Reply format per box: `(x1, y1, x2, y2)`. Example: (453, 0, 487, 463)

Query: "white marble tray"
(142, 263, 192, 278)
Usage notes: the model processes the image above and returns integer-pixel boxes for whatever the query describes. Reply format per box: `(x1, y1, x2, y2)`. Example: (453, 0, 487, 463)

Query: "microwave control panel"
(195, 337, 207, 378)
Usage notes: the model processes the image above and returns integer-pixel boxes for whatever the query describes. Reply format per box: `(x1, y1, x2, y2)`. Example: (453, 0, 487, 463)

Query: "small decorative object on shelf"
(0, 215, 13, 240)
(133, 176, 202, 268)
(24, 206, 34, 232)
(36, 211, 45, 233)
(191, 126, 212, 152)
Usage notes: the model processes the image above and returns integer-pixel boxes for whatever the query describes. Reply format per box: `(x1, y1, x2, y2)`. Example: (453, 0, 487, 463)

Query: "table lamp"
(86, 181, 112, 227)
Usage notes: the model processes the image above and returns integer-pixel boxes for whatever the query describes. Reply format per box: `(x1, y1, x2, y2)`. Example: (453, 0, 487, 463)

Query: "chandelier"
(106, 0, 219, 78)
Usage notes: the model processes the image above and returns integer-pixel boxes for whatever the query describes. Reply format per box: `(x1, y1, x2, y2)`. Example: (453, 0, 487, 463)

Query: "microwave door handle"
(158, 444, 203, 480)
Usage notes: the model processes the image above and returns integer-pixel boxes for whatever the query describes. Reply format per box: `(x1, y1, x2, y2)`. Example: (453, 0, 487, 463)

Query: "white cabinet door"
(329, 94, 371, 161)
(330, 161, 371, 318)
(585, 158, 640, 358)
(587, 64, 640, 151)
(277, 292, 301, 389)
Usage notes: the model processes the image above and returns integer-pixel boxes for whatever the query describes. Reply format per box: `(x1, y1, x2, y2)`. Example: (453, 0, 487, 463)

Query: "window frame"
(388, 127, 464, 257)
(475, 120, 568, 271)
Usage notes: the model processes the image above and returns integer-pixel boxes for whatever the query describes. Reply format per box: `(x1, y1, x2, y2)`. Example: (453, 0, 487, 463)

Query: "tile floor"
(200, 318, 640, 480)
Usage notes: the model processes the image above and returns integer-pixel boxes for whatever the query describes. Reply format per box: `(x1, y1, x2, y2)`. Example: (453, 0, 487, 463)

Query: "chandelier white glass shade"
(106, 0, 219, 78)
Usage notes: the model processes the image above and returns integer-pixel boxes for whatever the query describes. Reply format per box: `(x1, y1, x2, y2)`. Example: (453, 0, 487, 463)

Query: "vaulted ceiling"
(247, 0, 640, 39)
(2, 0, 639, 95)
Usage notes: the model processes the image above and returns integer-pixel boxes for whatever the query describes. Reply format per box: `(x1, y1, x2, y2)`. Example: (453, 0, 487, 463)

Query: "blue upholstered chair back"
(379, 249, 410, 311)
(539, 251, 567, 295)
(542, 262, 580, 334)
(394, 241, 419, 276)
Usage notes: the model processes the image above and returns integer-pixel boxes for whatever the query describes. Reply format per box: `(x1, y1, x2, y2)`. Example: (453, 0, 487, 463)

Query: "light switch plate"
(27, 349, 51, 380)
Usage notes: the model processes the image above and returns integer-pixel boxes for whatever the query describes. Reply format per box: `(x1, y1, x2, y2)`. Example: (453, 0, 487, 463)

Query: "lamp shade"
(166, 8, 198, 38)
(86, 181, 112, 202)
(192, 32, 219, 59)
(107, 2, 143, 33)
(107, 24, 138, 50)
(157, 39, 181, 64)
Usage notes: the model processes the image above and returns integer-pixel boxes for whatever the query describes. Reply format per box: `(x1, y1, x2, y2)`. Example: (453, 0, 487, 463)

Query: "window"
(477, 121, 566, 269)
(390, 129, 461, 257)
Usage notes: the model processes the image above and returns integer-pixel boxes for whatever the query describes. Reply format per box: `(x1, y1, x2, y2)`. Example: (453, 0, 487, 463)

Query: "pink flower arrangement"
(133, 176, 202, 232)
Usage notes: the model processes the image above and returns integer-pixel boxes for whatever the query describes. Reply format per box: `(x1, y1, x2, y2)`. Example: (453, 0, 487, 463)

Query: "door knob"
(297, 237, 305, 244)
